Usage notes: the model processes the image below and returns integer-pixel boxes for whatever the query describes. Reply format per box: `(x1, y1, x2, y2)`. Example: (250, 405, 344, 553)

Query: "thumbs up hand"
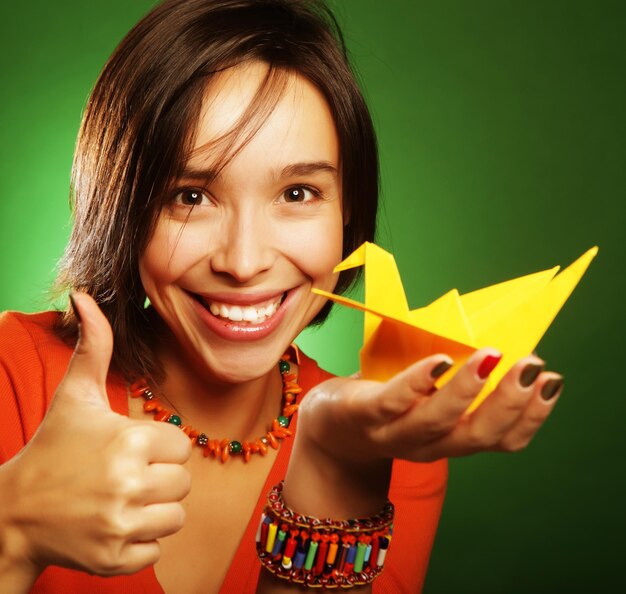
(0, 293, 192, 588)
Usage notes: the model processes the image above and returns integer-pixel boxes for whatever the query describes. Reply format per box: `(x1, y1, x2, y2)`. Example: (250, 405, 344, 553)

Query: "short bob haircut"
(56, 0, 379, 379)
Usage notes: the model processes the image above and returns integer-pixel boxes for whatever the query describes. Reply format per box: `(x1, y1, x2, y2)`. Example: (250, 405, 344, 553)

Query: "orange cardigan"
(0, 311, 447, 593)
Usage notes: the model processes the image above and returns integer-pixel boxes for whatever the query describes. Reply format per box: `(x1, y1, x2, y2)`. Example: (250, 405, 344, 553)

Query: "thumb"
(60, 292, 114, 409)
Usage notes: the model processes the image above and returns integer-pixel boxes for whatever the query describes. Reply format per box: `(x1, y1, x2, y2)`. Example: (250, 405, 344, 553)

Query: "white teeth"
(228, 306, 243, 321)
(242, 307, 258, 322)
(202, 295, 284, 324)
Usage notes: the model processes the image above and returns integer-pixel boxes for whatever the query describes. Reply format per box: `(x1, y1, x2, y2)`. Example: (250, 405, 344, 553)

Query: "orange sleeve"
(0, 312, 49, 462)
(375, 458, 448, 593)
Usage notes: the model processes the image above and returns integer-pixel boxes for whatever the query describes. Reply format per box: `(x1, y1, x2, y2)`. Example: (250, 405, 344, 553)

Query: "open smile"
(187, 289, 294, 341)
(200, 294, 285, 325)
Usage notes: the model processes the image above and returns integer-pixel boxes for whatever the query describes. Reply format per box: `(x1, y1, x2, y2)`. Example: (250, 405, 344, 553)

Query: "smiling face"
(139, 61, 343, 383)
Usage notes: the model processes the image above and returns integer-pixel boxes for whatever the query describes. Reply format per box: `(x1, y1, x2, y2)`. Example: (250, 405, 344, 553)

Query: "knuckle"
(419, 415, 448, 440)
(100, 509, 134, 541)
(466, 427, 496, 451)
(88, 544, 126, 576)
(525, 409, 549, 430)
(499, 437, 530, 453)
(115, 425, 154, 453)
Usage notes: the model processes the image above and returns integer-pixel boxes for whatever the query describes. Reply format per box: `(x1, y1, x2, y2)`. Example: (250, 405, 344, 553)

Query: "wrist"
(283, 428, 392, 520)
(0, 460, 42, 593)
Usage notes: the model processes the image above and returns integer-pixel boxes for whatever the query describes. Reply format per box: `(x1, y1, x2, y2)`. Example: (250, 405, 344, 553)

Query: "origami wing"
(314, 242, 598, 412)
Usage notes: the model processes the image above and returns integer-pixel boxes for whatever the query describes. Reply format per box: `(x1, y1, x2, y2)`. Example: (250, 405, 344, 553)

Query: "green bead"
(229, 440, 243, 454)
(167, 415, 182, 426)
(277, 416, 290, 428)
(279, 360, 290, 374)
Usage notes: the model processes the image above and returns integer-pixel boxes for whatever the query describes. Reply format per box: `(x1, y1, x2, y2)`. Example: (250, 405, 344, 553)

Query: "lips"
(188, 289, 293, 342)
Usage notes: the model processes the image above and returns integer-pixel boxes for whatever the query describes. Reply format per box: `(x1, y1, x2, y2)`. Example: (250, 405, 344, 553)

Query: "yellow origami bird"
(314, 242, 598, 412)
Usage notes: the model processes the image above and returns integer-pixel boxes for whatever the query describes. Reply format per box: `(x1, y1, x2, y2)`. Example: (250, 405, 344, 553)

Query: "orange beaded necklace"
(129, 353, 300, 463)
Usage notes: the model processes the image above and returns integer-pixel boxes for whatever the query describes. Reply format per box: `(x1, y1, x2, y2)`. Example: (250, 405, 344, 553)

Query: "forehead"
(185, 61, 339, 174)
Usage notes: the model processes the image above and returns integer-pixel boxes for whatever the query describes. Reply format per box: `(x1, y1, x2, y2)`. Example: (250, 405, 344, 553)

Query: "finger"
(145, 423, 193, 464)
(60, 292, 114, 408)
(463, 355, 545, 448)
(497, 372, 564, 452)
(141, 463, 191, 504)
(364, 354, 454, 422)
(128, 502, 186, 542)
(412, 348, 503, 436)
(102, 541, 161, 576)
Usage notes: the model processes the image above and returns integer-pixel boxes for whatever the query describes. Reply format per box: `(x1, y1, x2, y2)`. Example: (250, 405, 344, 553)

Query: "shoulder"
(0, 309, 64, 346)
(0, 310, 71, 376)
(0, 310, 73, 461)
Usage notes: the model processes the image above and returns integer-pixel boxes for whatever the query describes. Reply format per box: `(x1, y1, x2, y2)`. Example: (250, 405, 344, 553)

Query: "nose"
(210, 208, 275, 283)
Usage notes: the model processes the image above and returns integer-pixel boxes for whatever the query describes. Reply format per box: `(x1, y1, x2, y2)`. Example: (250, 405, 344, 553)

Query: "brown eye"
(173, 189, 210, 206)
(282, 186, 318, 203)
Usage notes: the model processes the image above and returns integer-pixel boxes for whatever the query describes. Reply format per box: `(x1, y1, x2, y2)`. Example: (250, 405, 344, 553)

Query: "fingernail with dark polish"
(431, 360, 453, 379)
(519, 363, 544, 388)
(69, 293, 82, 323)
(541, 377, 564, 400)
(477, 353, 502, 380)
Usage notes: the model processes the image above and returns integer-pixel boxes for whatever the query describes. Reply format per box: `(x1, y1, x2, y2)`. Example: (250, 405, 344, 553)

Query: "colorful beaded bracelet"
(256, 481, 394, 589)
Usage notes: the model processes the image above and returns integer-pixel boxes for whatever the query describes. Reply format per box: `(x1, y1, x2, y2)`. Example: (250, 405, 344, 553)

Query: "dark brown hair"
(56, 0, 379, 379)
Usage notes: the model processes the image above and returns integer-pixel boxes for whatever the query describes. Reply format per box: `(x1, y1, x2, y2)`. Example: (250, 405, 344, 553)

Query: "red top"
(0, 311, 447, 593)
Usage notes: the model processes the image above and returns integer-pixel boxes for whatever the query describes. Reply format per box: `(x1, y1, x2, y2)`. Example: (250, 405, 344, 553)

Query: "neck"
(151, 339, 284, 443)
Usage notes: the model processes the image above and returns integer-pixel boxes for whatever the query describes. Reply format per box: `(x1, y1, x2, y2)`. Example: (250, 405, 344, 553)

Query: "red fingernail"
(477, 353, 502, 379)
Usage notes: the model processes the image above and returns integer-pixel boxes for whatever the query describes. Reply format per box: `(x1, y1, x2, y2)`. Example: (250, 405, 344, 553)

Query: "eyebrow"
(279, 161, 338, 179)
(179, 160, 338, 182)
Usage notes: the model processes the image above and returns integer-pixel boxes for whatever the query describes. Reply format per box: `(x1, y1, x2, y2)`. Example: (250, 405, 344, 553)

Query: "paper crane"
(313, 242, 598, 412)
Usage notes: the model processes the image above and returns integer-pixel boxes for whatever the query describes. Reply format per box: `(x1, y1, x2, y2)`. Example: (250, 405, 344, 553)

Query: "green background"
(1, 0, 624, 591)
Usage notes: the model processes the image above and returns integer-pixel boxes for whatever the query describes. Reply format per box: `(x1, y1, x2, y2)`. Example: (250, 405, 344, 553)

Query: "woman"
(0, 1, 562, 592)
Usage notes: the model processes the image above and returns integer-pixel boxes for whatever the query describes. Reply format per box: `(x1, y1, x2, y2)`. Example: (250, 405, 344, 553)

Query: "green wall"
(1, 1, 624, 591)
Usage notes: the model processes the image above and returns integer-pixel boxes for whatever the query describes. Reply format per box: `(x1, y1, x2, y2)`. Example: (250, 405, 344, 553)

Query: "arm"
(258, 349, 561, 591)
(0, 296, 191, 591)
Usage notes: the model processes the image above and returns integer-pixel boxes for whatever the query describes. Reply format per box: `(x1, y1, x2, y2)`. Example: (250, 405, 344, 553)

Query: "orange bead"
(284, 394, 295, 404)
(283, 404, 299, 417)
(181, 425, 191, 435)
(203, 445, 212, 457)
(189, 429, 199, 438)
(244, 450, 251, 463)
(129, 380, 148, 394)
(256, 439, 268, 455)
(154, 410, 171, 422)
(221, 447, 229, 463)
(143, 399, 161, 412)
(267, 432, 278, 449)
(283, 382, 302, 394)
(250, 443, 260, 453)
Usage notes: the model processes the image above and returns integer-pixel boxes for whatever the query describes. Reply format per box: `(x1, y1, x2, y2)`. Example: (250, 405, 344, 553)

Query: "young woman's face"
(140, 61, 343, 382)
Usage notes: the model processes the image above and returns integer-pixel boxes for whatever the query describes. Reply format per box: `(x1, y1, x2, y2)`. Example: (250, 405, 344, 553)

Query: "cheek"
(139, 219, 208, 289)
(282, 212, 343, 285)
